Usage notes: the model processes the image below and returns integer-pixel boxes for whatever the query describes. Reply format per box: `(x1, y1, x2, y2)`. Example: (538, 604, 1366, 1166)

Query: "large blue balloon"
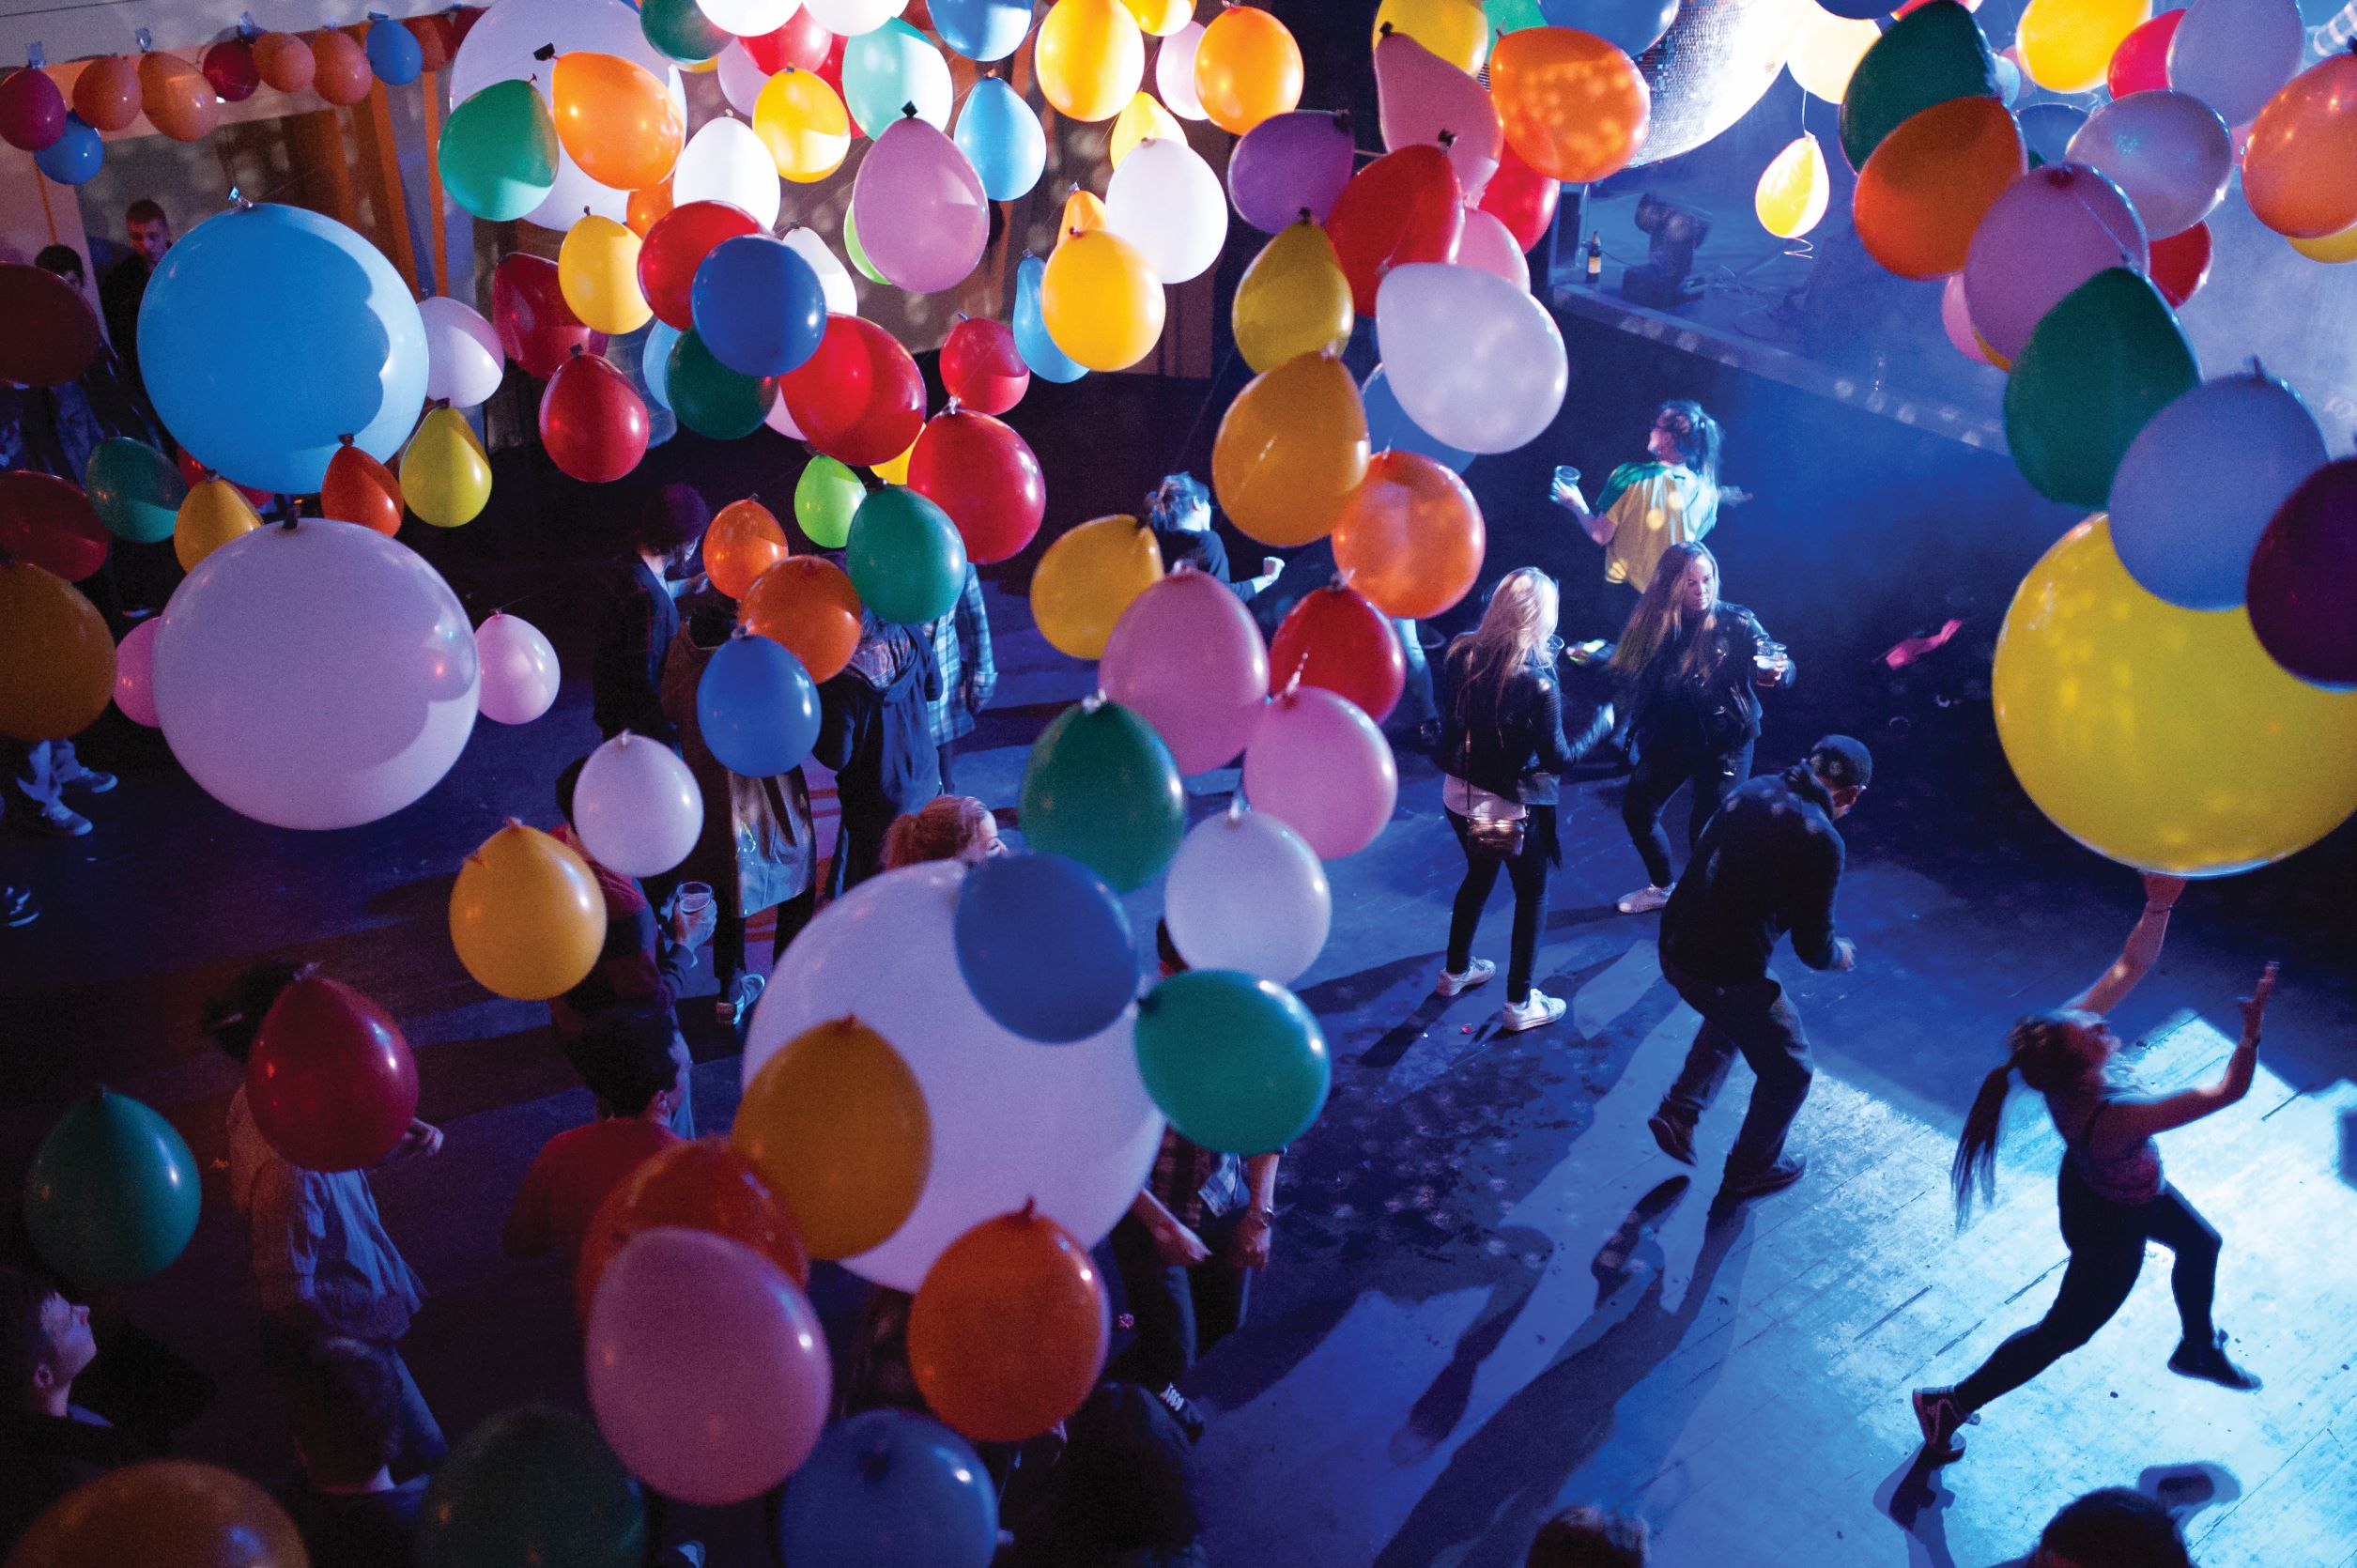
(34, 113, 102, 185)
(2018, 103, 2088, 168)
(952, 75, 1046, 202)
(777, 1411, 999, 1568)
(367, 16, 425, 85)
(696, 634, 822, 776)
(690, 235, 826, 378)
(1539, 0, 1680, 54)
(1363, 364, 1475, 473)
(138, 203, 429, 495)
(1013, 254, 1087, 385)
(953, 852, 1136, 1044)
(931, 0, 1035, 61)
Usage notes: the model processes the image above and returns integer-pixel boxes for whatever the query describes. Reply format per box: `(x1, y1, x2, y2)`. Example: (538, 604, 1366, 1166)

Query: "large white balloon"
(153, 520, 479, 830)
(744, 861, 1163, 1293)
(1154, 22, 1206, 119)
(526, 151, 630, 228)
(1163, 807, 1332, 984)
(698, 0, 799, 38)
(2166, 0, 2303, 128)
(673, 116, 783, 229)
(575, 732, 703, 876)
(801, 0, 905, 36)
(474, 612, 562, 725)
(1375, 263, 1567, 454)
(2064, 91, 2232, 240)
(419, 296, 507, 407)
(782, 226, 860, 315)
(1104, 135, 1228, 284)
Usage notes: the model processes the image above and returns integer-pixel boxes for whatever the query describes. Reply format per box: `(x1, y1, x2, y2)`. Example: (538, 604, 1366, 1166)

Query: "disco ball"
(1630, 0, 1810, 166)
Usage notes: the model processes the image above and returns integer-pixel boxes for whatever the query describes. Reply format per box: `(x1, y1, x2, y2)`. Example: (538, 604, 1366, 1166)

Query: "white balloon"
(699, 0, 798, 38)
(1104, 135, 1227, 284)
(744, 861, 1163, 1292)
(576, 732, 704, 876)
(419, 296, 506, 407)
(2064, 91, 2232, 240)
(716, 39, 770, 116)
(526, 148, 631, 226)
(673, 116, 783, 229)
(1163, 807, 1332, 984)
(801, 0, 904, 36)
(1376, 262, 1567, 454)
(473, 612, 562, 725)
(153, 520, 479, 830)
(2167, 0, 2303, 128)
(1155, 22, 1207, 119)
(764, 391, 809, 438)
(782, 225, 859, 315)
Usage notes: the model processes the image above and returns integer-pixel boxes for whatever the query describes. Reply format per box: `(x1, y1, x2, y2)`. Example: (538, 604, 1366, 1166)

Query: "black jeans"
(1953, 1172, 2221, 1414)
(713, 887, 816, 983)
(1623, 738, 1754, 888)
(1657, 955, 1813, 1176)
(1108, 1211, 1252, 1392)
(825, 805, 896, 899)
(1445, 806, 1555, 1005)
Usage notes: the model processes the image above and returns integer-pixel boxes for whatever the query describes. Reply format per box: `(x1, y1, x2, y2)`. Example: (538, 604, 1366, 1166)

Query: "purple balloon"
(1226, 110, 1357, 234)
(1962, 164, 2147, 363)
(852, 115, 989, 295)
(2247, 458, 2357, 689)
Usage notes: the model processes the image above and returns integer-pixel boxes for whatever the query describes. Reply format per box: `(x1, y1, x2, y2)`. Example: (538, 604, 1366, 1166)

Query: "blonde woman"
(1434, 569, 1611, 1032)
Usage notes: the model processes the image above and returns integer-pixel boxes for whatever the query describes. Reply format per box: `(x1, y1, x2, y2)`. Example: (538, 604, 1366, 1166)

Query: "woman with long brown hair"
(1606, 542, 1792, 915)
(1910, 876, 2273, 1464)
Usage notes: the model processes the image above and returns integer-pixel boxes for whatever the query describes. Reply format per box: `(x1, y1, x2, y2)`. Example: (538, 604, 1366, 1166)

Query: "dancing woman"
(1912, 876, 2274, 1462)
(1551, 399, 1743, 604)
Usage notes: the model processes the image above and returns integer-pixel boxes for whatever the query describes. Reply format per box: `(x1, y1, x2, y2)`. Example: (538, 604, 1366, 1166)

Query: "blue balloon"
(931, 0, 1035, 61)
(139, 203, 428, 495)
(953, 75, 1046, 202)
(1363, 364, 1475, 473)
(366, 17, 425, 85)
(1013, 254, 1087, 385)
(953, 852, 1136, 1044)
(696, 634, 821, 776)
(690, 235, 826, 378)
(1539, 0, 1679, 54)
(778, 1411, 999, 1568)
(2018, 103, 2088, 169)
(641, 319, 682, 411)
(34, 113, 102, 186)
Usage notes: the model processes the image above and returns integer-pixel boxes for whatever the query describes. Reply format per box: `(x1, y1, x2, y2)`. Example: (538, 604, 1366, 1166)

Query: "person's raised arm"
(2070, 872, 2186, 1015)
(2094, 962, 2276, 1145)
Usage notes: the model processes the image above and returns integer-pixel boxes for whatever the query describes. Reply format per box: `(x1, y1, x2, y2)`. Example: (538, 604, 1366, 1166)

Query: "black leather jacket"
(1437, 639, 1610, 807)
(1625, 602, 1792, 761)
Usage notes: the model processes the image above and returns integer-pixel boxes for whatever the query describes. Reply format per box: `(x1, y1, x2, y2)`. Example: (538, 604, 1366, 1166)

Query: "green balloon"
(1019, 699, 1186, 892)
(846, 486, 967, 625)
(419, 1407, 646, 1568)
(639, 0, 729, 63)
(1839, 0, 1996, 173)
(667, 328, 777, 440)
(843, 206, 889, 287)
(85, 438, 186, 544)
(23, 1089, 201, 1288)
(794, 455, 865, 549)
(2004, 269, 2199, 509)
(1134, 971, 1331, 1156)
(1484, 0, 1546, 33)
(440, 81, 559, 223)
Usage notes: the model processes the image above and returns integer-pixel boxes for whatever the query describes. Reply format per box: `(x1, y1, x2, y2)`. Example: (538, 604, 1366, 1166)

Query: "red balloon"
(817, 34, 855, 132)
(0, 265, 99, 388)
(201, 38, 261, 102)
(906, 409, 1044, 563)
(540, 351, 652, 483)
(406, 13, 456, 72)
(494, 253, 597, 379)
(1478, 141, 1560, 254)
(742, 8, 833, 72)
(175, 450, 273, 507)
(248, 975, 421, 1173)
(776, 315, 926, 468)
(2105, 9, 2182, 99)
(2149, 223, 2211, 308)
(639, 200, 763, 331)
(1269, 582, 1407, 721)
(1324, 144, 1464, 316)
(0, 471, 109, 580)
(447, 6, 487, 48)
(320, 441, 403, 535)
(0, 65, 67, 151)
(940, 317, 1030, 416)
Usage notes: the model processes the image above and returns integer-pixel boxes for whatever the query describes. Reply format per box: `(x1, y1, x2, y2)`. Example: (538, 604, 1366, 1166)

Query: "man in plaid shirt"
(926, 562, 996, 793)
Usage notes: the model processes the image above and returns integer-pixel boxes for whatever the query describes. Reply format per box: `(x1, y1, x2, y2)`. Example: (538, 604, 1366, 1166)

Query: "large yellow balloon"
(2016, 0, 2150, 93)
(1211, 351, 1371, 547)
(870, 437, 917, 485)
(450, 822, 608, 1000)
(732, 1017, 932, 1260)
(1755, 133, 1830, 240)
(1030, 514, 1164, 659)
(1036, 0, 1148, 123)
(0, 563, 116, 743)
(559, 214, 652, 335)
(1233, 219, 1353, 374)
(1372, 0, 1491, 72)
(2290, 219, 2357, 264)
(1041, 228, 1166, 371)
(753, 66, 851, 183)
(1994, 516, 2357, 876)
(8, 1461, 307, 1568)
(402, 407, 492, 529)
(172, 480, 262, 573)
(1119, 0, 1194, 37)
(1787, 8, 1880, 103)
(1109, 91, 1185, 167)
(551, 52, 686, 192)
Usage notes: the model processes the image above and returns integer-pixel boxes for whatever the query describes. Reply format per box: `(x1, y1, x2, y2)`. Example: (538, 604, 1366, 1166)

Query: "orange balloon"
(0, 563, 116, 744)
(706, 498, 791, 598)
(732, 1018, 932, 1261)
(70, 56, 142, 133)
(311, 28, 375, 106)
(1488, 25, 1651, 183)
(1854, 97, 2025, 280)
(554, 53, 686, 194)
(575, 1136, 810, 1320)
(626, 178, 675, 238)
(252, 33, 315, 94)
(138, 53, 219, 141)
(908, 1206, 1109, 1444)
(739, 555, 863, 681)
(1193, 6, 1303, 134)
(1059, 187, 1109, 241)
(2244, 54, 2357, 240)
(7, 1460, 306, 1568)
(1210, 351, 1370, 547)
(320, 442, 404, 537)
(1332, 451, 1487, 620)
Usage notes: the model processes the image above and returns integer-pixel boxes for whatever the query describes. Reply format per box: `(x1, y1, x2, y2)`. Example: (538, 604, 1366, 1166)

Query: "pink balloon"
(1241, 687, 1397, 858)
(1961, 163, 2147, 362)
(1454, 208, 1530, 291)
(1374, 29, 1501, 198)
(850, 115, 988, 295)
(1941, 273, 1995, 364)
(586, 1227, 830, 1507)
(1100, 565, 1270, 775)
(115, 618, 161, 727)
(764, 393, 807, 439)
(474, 612, 560, 725)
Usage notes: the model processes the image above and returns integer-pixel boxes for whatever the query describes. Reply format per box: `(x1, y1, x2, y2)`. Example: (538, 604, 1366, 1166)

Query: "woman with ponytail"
(1911, 873, 2276, 1463)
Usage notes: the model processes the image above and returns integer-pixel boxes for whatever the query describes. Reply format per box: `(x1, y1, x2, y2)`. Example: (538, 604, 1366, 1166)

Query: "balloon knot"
(902, 100, 917, 117)
(337, 433, 355, 446)
(1332, 109, 1352, 133)
(1437, 129, 1456, 147)
(532, 41, 554, 59)
(1019, 1196, 1039, 1221)
(1298, 206, 1313, 222)
(1379, 20, 1393, 34)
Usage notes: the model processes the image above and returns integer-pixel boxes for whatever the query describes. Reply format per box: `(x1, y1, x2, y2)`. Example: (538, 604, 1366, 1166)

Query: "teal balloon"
(1019, 699, 1186, 892)
(1013, 254, 1087, 385)
(419, 1407, 646, 1568)
(23, 1089, 202, 1288)
(641, 320, 681, 412)
(1839, 0, 1996, 172)
(1134, 970, 1331, 1155)
(2005, 269, 2199, 508)
(846, 486, 968, 624)
(666, 328, 777, 440)
(84, 438, 186, 543)
(639, 0, 729, 63)
(844, 19, 951, 137)
(953, 75, 1046, 202)
(440, 81, 560, 223)
(1486, 0, 1548, 29)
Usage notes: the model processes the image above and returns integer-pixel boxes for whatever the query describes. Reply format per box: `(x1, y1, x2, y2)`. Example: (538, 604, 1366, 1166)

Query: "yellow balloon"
(732, 1017, 933, 1260)
(172, 480, 262, 573)
(1030, 513, 1163, 659)
(870, 438, 916, 485)
(1036, 0, 1147, 123)
(1371, 0, 1491, 72)
(450, 822, 608, 1000)
(559, 214, 652, 335)
(1787, 8, 1880, 103)
(1119, 0, 1194, 36)
(1109, 91, 1186, 167)
(1211, 351, 1371, 547)
(754, 66, 852, 183)
(1041, 227, 1166, 371)
(1994, 515, 2357, 877)
(1058, 188, 1110, 242)
(1233, 219, 1354, 374)
(401, 407, 492, 529)
(2016, 0, 2150, 93)
(1754, 132, 1830, 240)
(2290, 219, 2357, 263)
(0, 562, 116, 743)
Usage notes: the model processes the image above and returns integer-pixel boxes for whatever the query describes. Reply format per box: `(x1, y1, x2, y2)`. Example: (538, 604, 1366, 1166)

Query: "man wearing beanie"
(593, 482, 711, 750)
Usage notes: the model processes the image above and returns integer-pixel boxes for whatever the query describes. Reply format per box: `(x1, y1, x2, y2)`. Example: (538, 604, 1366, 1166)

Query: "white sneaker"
(1616, 884, 1671, 915)
(1435, 958, 1496, 997)
(1501, 991, 1567, 1032)
(716, 972, 764, 1027)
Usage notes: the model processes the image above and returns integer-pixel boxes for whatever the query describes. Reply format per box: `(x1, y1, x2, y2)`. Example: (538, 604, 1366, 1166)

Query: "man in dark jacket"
(0, 1266, 146, 1552)
(1646, 735, 1870, 1200)
(591, 484, 708, 747)
(815, 607, 941, 897)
